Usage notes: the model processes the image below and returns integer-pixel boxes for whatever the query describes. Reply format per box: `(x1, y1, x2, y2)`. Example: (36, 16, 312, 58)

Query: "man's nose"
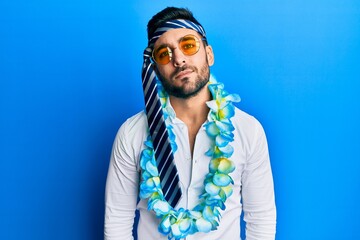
(172, 48, 186, 67)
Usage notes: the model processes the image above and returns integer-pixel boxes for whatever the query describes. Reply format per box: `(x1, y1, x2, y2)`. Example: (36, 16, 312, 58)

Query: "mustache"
(170, 65, 197, 79)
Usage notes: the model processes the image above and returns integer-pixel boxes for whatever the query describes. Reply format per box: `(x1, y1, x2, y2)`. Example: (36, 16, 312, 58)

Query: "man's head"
(146, 7, 214, 99)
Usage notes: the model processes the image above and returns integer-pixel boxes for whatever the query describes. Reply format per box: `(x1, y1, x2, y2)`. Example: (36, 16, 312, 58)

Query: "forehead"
(153, 28, 201, 48)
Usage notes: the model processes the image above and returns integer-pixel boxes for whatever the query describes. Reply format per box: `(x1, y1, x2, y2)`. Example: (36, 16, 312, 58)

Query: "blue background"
(1, 0, 359, 239)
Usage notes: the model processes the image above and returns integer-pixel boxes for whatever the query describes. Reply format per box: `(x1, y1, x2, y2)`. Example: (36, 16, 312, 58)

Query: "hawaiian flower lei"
(139, 76, 240, 239)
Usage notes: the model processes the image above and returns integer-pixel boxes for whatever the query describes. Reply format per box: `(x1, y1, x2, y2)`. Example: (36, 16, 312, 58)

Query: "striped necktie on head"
(141, 19, 207, 208)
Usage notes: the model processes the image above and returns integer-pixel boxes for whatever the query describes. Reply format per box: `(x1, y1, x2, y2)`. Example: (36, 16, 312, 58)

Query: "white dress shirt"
(104, 106, 276, 240)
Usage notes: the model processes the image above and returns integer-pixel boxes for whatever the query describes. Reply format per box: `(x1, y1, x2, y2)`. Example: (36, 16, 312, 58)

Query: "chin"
(170, 81, 208, 99)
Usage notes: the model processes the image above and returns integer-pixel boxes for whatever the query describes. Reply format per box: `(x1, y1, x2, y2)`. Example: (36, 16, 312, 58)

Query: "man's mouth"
(174, 68, 194, 80)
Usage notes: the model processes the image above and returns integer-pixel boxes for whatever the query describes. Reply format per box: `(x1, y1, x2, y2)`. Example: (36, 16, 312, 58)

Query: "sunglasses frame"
(151, 34, 205, 65)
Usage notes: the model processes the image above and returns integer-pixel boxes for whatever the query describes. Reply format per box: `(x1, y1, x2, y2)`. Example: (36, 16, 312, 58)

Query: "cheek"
(194, 50, 210, 66)
(154, 65, 171, 81)
(157, 65, 174, 78)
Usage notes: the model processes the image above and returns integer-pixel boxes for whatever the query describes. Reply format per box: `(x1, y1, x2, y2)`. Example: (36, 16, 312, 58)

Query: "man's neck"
(169, 86, 211, 124)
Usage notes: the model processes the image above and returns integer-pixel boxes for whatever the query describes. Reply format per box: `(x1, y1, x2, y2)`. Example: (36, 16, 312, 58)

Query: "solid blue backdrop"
(1, 0, 359, 239)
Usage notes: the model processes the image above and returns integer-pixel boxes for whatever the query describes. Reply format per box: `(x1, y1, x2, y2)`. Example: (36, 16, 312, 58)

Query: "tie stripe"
(141, 19, 207, 208)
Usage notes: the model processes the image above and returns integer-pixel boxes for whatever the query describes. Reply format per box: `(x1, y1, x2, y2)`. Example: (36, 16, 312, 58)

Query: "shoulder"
(113, 111, 148, 153)
(232, 107, 267, 149)
(233, 107, 264, 132)
(118, 110, 148, 135)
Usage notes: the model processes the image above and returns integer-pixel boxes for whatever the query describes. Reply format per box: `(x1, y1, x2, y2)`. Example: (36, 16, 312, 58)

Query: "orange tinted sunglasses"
(152, 34, 204, 65)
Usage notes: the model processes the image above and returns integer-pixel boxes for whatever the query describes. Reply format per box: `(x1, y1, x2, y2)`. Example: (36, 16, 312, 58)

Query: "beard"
(158, 64, 210, 99)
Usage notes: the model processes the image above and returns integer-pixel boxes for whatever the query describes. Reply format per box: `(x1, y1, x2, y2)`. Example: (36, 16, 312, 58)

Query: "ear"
(206, 45, 215, 66)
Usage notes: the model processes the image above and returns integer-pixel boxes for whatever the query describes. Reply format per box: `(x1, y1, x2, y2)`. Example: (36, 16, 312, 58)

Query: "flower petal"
(215, 120, 233, 132)
(225, 93, 241, 103)
(215, 134, 230, 147)
(209, 158, 220, 172)
(205, 182, 221, 196)
(171, 223, 181, 237)
(218, 144, 234, 157)
(152, 199, 171, 215)
(145, 161, 158, 176)
(158, 215, 171, 234)
(195, 218, 212, 233)
(213, 173, 232, 187)
(217, 158, 235, 174)
(188, 210, 202, 219)
(202, 206, 215, 221)
(221, 185, 233, 197)
(206, 100, 219, 112)
(204, 122, 220, 137)
(219, 104, 235, 119)
(178, 218, 191, 232)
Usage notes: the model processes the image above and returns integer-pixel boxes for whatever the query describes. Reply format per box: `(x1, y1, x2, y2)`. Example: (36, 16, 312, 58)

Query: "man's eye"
(183, 44, 195, 49)
(180, 38, 197, 52)
(159, 51, 170, 58)
(155, 48, 170, 59)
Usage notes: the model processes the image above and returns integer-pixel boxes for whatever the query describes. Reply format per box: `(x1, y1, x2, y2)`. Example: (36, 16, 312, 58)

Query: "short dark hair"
(147, 7, 205, 41)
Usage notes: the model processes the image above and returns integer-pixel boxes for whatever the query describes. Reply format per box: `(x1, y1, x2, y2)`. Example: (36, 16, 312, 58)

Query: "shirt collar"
(164, 97, 211, 127)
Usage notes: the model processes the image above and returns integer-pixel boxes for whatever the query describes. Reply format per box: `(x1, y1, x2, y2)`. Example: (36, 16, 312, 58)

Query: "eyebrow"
(181, 36, 194, 41)
(154, 36, 185, 52)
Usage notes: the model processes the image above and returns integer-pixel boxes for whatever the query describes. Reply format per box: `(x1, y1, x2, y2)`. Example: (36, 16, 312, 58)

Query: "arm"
(104, 124, 140, 240)
(242, 120, 276, 240)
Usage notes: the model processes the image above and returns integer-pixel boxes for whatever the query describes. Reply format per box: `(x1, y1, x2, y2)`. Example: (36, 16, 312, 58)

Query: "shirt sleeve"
(242, 120, 276, 240)
(104, 123, 140, 240)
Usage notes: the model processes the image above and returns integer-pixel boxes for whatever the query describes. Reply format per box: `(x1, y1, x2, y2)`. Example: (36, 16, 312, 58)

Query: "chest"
(172, 123, 246, 191)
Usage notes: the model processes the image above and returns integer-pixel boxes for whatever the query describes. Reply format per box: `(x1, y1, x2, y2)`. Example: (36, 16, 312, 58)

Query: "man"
(105, 7, 276, 240)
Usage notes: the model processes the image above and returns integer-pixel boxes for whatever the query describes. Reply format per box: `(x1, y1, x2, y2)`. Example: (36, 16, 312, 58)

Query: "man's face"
(152, 28, 214, 99)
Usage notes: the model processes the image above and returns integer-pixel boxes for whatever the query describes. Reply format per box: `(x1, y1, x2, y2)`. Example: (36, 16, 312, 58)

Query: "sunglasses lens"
(179, 35, 200, 56)
(153, 47, 171, 65)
